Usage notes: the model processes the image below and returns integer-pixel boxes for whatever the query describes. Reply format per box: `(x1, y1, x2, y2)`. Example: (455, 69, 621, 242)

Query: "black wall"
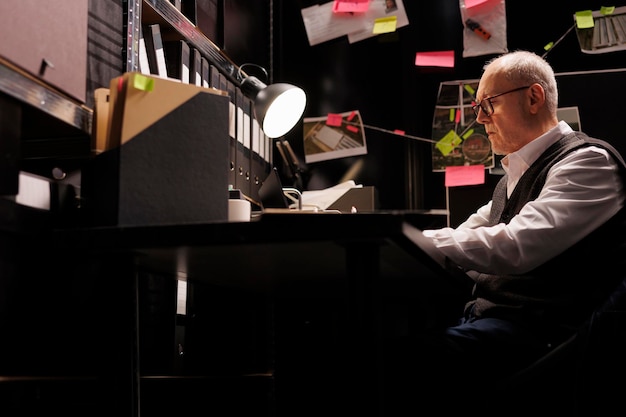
(222, 1, 626, 212)
(270, 0, 626, 212)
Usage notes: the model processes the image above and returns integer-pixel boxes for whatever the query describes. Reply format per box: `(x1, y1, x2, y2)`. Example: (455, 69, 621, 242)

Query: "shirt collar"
(501, 120, 573, 175)
(500, 121, 573, 195)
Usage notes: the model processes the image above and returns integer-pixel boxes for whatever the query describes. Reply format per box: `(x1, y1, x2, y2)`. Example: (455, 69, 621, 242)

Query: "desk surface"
(50, 210, 456, 296)
(46, 211, 454, 300)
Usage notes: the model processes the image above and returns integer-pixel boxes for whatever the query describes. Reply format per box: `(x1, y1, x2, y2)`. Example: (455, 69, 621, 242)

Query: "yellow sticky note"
(373, 16, 397, 34)
(133, 74, 154, 91)
(575, 10, 594, 29)
(435, 130, 462, 156)
(600, 6, 615, 15)
(462, 128, 475, 140)
(464, 84, 475, 96)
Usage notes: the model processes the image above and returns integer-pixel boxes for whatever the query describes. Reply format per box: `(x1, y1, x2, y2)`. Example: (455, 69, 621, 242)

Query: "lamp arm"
(276, 139, 305, 190)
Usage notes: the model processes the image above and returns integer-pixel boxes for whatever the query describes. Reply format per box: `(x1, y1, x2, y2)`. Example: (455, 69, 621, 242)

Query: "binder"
(83, 72, 230, 226)
(262, 130, 272, 187)
(235, 85, 244, 188)
(234, 87, 249, 196)
(226, 79, 237, 189)
(200, 56, 210, 88)
(241, 95, 253, 198)
(138, 25, 151, 75)
(143, 23, 168, 78)
(209, 64, 221, 91)
(163, 39, 190, 82)
(250, 113, 264, 203)
(190, 47, 203, 86)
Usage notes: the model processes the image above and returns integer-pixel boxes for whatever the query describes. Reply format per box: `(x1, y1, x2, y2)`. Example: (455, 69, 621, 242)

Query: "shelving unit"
(0, 2, 275, 415)
(0, 59, 92, 135)
(120, 2, 276, 416)
(128, 0, 245, 83)
(0, 40, 92, 193)
(126, 0, 272, 199)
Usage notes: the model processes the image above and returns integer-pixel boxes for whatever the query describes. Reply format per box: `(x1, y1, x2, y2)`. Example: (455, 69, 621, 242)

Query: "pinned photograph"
(431, 80, 494, 172)
(303, 110, 368, 163)
(385, 0, 398, 13)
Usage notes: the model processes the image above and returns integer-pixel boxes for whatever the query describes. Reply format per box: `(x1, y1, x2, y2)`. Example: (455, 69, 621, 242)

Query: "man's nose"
(475, 108, 488, 124)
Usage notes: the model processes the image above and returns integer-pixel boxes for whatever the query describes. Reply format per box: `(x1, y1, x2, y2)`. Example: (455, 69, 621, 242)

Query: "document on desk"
(13, 171, 51, 210)
(301, 180, 362, 211)
(401, 222, 446, 269)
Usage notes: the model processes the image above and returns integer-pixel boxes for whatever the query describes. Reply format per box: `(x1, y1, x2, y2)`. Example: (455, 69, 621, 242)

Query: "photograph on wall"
(431, 80, 494, 172)
(301, 0, 410, 46)
(575, 6, 626, 54)
(459, 0, 508, 58)
(557, 106, 581, 131)
(302, 110, 368, 163)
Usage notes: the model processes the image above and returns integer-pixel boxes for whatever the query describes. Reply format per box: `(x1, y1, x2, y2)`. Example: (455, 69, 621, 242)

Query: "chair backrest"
(491, 273, 626, 416)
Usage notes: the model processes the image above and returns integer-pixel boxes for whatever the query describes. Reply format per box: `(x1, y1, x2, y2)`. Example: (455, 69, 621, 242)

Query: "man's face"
(475, 70, 530, 156)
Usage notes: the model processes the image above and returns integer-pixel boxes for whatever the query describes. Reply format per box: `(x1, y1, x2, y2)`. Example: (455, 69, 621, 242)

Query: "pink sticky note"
(347, 110, 357, 121)
(415, 51, 455, 68)
(346, 124, 359, 133)
(465, 0, 491, 9)
(394, 129, 405, 135)
(445, 165, 485, 187)
(326, 113, 343, 126)
(466, 0, 500, 11)
(333, 0, 370, 13)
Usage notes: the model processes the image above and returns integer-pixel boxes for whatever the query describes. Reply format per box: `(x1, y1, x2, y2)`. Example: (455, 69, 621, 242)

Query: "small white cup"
(228, 199, 251, 222)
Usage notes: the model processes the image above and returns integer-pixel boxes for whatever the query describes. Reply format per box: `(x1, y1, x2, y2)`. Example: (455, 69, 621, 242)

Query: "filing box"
(81, 74, 230, 226)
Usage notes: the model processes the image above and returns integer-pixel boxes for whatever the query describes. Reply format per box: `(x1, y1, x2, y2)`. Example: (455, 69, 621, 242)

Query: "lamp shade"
(240, 75, 306, 139)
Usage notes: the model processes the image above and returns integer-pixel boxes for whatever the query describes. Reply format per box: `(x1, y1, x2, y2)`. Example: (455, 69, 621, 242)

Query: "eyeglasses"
(472, 86, 531, 117)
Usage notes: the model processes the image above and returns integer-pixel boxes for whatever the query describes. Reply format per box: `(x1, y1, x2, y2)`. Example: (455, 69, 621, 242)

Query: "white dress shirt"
(423, 121, 624, 275)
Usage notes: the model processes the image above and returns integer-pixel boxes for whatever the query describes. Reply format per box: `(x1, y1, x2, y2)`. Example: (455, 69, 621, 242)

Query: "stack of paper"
(300, 180, 363, 211)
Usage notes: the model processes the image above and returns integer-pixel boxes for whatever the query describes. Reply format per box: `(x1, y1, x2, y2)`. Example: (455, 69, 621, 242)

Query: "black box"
(81, 74, 230, 226)
(327, 186, 378, 213)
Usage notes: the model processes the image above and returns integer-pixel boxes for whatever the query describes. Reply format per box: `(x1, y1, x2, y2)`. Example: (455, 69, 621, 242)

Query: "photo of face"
(385, 0, 398, 13)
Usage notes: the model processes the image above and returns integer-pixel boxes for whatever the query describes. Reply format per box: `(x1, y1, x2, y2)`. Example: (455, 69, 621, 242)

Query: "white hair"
(484, 50, 558, 113)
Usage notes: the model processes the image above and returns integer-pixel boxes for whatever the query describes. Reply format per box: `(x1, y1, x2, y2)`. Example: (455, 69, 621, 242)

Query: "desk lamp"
(240, 75, 306, 138)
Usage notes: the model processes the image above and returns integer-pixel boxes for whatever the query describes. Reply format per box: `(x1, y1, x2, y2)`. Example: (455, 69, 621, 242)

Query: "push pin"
(39, 58, 55, 77)
(465, 19, 491, 40)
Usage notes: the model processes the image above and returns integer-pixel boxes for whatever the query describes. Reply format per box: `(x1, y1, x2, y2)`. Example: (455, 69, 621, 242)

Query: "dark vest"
(466, 132, 626, 330)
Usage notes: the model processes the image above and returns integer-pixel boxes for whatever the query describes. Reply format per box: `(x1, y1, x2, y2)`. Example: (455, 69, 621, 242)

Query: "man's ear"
(528, 83, 544, 113)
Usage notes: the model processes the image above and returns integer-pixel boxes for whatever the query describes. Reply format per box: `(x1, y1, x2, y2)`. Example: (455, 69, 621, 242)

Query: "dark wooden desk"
(58, 210, 448, 287)
(3, 209, 461, 416)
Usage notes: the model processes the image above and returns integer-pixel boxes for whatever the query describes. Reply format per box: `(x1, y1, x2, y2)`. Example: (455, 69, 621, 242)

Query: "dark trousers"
(381, 316, 558, 416)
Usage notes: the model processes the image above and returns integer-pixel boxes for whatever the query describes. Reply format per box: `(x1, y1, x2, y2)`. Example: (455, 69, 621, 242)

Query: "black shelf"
(0, 58, 92, 136)
(141, 0, 244, 84)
